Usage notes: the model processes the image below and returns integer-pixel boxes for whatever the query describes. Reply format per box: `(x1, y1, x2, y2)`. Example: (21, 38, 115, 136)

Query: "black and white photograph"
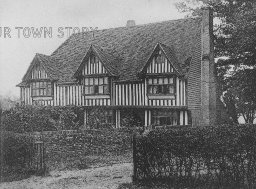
(0, 0, 256, 188)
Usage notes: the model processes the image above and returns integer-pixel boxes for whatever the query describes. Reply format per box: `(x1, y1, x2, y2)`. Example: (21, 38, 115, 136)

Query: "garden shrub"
(133, 124, 256, 188)
(2, 104, 84, 132)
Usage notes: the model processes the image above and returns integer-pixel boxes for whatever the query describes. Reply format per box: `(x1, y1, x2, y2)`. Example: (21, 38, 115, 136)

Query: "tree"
(175, 0, 256, 123)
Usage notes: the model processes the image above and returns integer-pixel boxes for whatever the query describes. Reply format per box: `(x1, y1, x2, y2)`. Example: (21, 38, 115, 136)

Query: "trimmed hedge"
(1, 131, 35, 182)
(2, 105, 84, 132)
(133, 124, 256, 188)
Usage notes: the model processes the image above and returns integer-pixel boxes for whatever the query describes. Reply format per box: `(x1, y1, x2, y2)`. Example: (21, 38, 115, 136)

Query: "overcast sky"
(0, 0, 185, 97)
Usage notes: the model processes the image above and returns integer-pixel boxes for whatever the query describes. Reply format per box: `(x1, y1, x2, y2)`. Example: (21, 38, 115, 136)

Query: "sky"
(0, 0, 185, 97)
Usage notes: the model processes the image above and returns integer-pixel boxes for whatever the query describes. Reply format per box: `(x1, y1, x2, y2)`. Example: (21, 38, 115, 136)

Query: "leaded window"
(84, 77, 109, 95)
(31, 81, 53, 97)
(152, 110, 178, 126)
(147, 77, 174, 95)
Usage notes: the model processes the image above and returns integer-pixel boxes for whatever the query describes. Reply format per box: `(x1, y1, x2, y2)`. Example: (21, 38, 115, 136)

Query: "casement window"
(31, 81, 53, 97)
(147, 77, 174, 95)
(84, 77, 109, 95)
(152, 110, 178, 126)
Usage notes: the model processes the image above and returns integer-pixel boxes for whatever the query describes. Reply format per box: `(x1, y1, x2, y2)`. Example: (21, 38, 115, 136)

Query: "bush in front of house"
(1, 131, 35, 182)
(133, 124, 256, 188)
(2, 104, 84, 132)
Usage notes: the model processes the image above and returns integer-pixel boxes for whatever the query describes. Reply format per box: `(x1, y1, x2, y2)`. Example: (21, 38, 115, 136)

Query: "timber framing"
(17, 8, 217, 127)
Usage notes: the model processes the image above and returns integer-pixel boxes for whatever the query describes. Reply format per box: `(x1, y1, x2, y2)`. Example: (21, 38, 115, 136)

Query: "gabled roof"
(21, 54, 60, 82)
(140, 43, 184, 75)
(74, 44, 119, 77)
(20, 16, 202, 84)
(159, 43, 184, 75)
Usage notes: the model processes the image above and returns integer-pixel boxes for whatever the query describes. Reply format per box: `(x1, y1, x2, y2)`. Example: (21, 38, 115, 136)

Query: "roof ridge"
(69, 16, 202, 38)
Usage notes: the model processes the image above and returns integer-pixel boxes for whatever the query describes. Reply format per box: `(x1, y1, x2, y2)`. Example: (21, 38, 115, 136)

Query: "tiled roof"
(21, 17, 202, 83)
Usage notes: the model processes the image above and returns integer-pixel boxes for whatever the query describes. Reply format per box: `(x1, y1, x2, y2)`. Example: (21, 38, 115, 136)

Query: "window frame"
(151, 110, 178, 126)
(83, 77, 110, 95)
(147, 77, 175, 96)
(31, 81, 53, 97)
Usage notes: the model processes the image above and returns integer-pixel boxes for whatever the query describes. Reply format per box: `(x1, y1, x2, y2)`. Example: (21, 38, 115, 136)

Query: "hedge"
(133, 124, 256, 188)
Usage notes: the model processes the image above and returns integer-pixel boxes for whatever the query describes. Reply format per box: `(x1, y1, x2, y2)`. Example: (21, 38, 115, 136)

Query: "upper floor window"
(90, 55, 98, 64)
(147, 77, 174, 95)
(31, 81, 53, 97)
(84, 77, 109, 95)
(155, 51, 165, 64)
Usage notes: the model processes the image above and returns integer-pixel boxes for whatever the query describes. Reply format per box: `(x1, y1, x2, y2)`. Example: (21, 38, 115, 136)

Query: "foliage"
(87, 107, 115, 129)
(0, 94, 19, 111)
(133, 124, 256, 188)
(227, 69, 256, 123)
(3, 132, 33, 167)
(175, 0, 256, 123)
(120, 109, 143, 128)
(2, 104, 83, 132)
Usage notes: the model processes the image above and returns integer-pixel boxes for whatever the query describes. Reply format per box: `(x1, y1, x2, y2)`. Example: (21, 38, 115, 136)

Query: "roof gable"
(74, 44, 119, 77)
(50, 17, 201, 82)
(21, 54, 60, 82)
(140, 43, 184, 76)
(19, 17, 202, 85)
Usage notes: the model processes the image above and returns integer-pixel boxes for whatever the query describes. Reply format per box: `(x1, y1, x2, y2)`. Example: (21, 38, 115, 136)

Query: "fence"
(132, 125, 256, 188)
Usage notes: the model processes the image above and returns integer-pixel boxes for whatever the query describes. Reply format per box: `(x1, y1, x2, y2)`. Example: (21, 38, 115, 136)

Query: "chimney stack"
(200, 7, 216, 126)
(126, 20, 136, 27)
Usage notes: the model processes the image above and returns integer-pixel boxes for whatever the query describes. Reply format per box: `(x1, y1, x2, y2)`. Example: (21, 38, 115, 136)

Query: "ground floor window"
(152, 110, 178, 126)
(103, 110, 113, 124)
(87, 108, 114, 128)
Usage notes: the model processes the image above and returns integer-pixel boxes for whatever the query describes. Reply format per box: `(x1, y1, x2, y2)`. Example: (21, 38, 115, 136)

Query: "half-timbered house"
(17, 8, 219, 127)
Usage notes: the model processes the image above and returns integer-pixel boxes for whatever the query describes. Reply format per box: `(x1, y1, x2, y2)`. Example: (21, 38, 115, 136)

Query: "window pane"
(94, 86, 99, 94)
(104, 86, 109, 94)
(148, 78, 152, 84)
(84, 78, 89, 85)
(169, 78, 173, 84)
(164, 78, 168, 84)
(89, 78, 94, 85)
(159, 78, 163, 84)
(148, 85, 153, 94)
(153, 86, 158, 94)
(41, 82, 46, 88)
(39, 89, 44, 96)
(99, 78, 103, 85)
(99, 86, 104, 94)
(104, 77, 108, 84)
(153, 79, 158, 84)
(84, 86, 89, 94)
(169, 85, 174, 93)
(94, 78, 99, 85)
(89, 86, 94, 94)
(47, 87, 52, 96)
(36, 82, 39, 88)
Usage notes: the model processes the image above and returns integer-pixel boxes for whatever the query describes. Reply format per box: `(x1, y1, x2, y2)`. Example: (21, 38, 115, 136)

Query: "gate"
(32, 133, 46, 174)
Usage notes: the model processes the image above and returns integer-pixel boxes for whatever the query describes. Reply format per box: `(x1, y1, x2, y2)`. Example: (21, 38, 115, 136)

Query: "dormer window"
(31, 81, 53, 97)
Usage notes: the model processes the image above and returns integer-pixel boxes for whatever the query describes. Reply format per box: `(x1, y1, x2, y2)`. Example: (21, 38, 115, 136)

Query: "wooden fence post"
(132, 133, 137, 182)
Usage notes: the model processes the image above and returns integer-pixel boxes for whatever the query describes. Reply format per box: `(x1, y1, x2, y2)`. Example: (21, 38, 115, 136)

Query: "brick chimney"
(126, 20, 136, 27)
(200, 7, 216, 126)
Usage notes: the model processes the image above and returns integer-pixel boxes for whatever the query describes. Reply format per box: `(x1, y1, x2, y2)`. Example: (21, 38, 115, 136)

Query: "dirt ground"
(0, 163, 133, 189)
